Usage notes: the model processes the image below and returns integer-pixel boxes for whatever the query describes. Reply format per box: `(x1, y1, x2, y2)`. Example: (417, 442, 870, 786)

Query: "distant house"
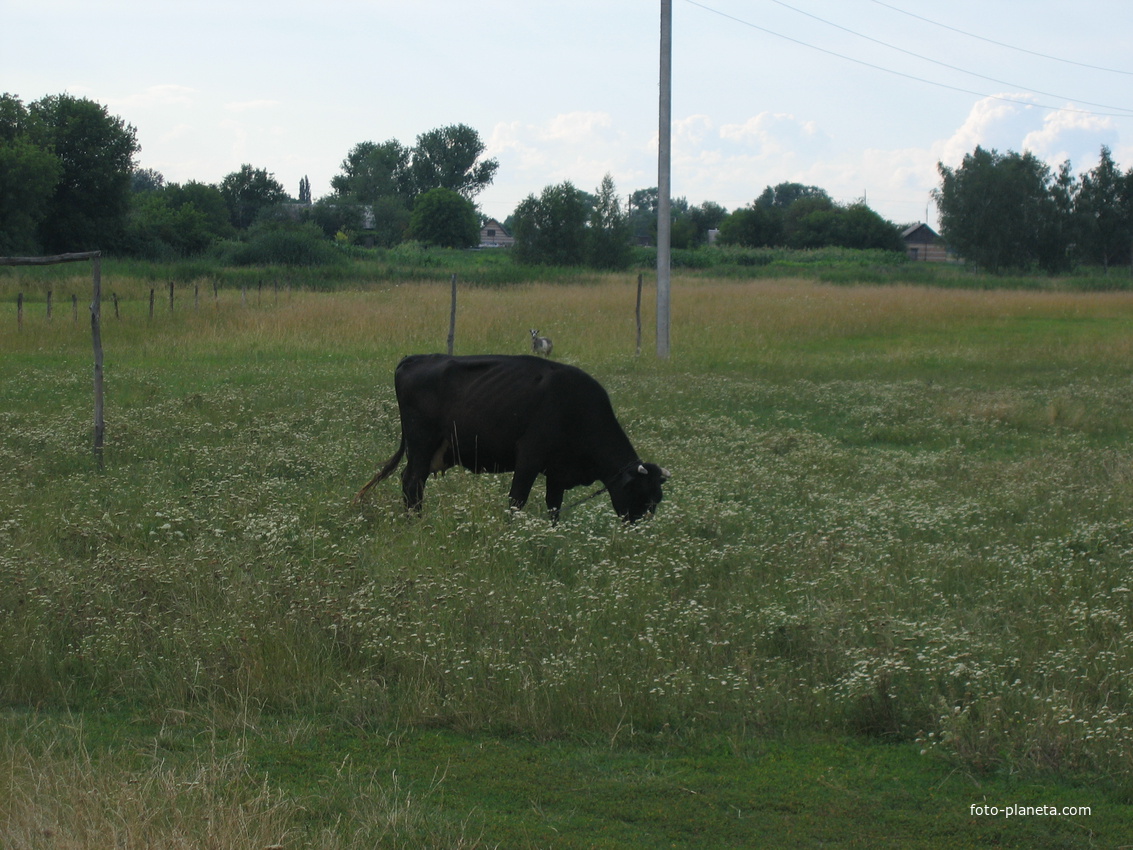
(479, 218, 514, 248)
(901, 223, 949, 262)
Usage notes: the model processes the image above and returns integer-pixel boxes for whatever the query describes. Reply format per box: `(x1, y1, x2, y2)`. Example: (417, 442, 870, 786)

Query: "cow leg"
(507, 463, 540, 512)
(400, 454, 431, 513)
(545, 484, 565, 525)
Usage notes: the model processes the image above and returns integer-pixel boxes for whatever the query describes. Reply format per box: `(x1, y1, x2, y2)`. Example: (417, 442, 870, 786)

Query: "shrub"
(222, 223, 349, 267)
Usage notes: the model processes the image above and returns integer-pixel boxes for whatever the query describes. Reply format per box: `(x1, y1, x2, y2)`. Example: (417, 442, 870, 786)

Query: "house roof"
(901, 223, 940, 241)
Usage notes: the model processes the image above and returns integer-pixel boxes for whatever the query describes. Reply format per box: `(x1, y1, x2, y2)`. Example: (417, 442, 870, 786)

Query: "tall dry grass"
(0, 713, 487, 848)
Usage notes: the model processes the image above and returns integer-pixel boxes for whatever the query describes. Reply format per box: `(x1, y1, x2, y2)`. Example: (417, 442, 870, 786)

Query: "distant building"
(479, 219, 514, 248)
(901, 223, 949, 262)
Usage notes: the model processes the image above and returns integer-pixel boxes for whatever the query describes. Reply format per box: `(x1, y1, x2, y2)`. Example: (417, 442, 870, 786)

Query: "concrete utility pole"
(657, 0, 672, 359)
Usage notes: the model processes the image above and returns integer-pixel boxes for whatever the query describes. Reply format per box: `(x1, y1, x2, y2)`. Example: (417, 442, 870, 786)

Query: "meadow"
(2, 264, 1132, 846)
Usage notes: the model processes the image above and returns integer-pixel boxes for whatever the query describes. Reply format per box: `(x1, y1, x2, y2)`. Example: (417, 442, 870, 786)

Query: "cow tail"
(353, 435, 406, 505)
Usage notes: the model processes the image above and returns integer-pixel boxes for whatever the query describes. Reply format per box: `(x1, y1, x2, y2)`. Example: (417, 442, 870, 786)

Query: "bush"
(408, 188, 479, 249)
(220, 223, 349, 267)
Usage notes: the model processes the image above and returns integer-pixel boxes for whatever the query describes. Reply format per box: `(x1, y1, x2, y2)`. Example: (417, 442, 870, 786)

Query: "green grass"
(2, 271, 1132, 845)
(2, 708, 1119, 848)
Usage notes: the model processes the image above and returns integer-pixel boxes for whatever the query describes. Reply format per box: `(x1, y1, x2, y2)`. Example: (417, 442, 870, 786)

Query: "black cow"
(355, 354, 669, 522)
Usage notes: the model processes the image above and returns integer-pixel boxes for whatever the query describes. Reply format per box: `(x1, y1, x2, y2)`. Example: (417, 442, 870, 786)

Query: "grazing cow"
(355, 354, 669, 522)
(530, 329, 553, 357)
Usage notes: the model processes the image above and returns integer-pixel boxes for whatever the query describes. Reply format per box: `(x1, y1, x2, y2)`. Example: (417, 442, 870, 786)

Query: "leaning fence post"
(636, 273, 643, 356)
(91, 255, 105, 466)
(447, 273, 457, 355)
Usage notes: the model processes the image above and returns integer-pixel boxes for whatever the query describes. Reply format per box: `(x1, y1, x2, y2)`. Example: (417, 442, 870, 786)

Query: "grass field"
(2, 267, 1132, 846)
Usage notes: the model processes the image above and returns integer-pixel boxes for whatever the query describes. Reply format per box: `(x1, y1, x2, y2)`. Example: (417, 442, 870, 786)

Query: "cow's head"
(610, 462, 670, 522)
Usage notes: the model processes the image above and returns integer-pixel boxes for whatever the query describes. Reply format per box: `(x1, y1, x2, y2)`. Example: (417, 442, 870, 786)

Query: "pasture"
(2, 269, 1132, 846)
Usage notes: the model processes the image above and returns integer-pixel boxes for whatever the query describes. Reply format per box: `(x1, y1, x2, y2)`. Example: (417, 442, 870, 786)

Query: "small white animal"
(530, 329, 553, 357)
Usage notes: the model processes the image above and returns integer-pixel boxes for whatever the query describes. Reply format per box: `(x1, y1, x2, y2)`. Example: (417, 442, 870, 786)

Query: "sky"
(4, 0, 1131, 230)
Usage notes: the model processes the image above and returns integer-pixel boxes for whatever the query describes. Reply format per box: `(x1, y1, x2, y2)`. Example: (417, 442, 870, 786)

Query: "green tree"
(331, 139, 412, 204)
(410, 124, 498, 200)
(756, 182, 831, 210)
(408, 187, 479, 248)
(586, 173, 631, 269)
(123, 192, 214, 259)
(166, 181, 233, 240)
(1075, 146, 1130, 271)
(123, 179, 233, 258)
(717, 204, 783, 248)
(131, 168, 165, 194)
(786, 197, 839, 249)
(627, 187, 659, 245)
(0, 94, 61, 253)
(511, 181, 589, 266)
(831, 203, 904, 251)
(370, 196, 413, 248)
(688, 201, 728, 245)
(220, 164, 287, 230)
(311, 197, 366, 240)
(935, 146, 1068, 273)
(27, 94, 139, 252)
(1041, 160, 1077, 273)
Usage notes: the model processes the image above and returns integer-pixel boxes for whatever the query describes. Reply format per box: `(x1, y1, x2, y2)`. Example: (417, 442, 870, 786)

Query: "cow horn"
(660, 467, 670, 481)
(637, 464, 647, 475)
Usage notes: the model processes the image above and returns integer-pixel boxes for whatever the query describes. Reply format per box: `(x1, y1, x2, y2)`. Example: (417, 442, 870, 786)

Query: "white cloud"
(538, 111, 613, 143)
(1022, 107, 1118, 170)
(935, 94, 1122, 180)
(936, 94, 1042, 167)
(674, 114, 714, 148)
(718, 112, 829, 157)
(223, 99, 280, 113)
(158, 123, 194, 144)
(111, 84, 196, 110)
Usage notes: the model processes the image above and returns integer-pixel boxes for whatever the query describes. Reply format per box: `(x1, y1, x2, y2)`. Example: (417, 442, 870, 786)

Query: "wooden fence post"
(17, 292, 22, 331)
(636, 273, 643, 356)
(91, 255, 104, 465)
(168, 280, 174, 313)
(447, 274, 457, 355)
(46, 290, 53, 320)
(72, 293, 78, 323)
(149, 288, 155, 319)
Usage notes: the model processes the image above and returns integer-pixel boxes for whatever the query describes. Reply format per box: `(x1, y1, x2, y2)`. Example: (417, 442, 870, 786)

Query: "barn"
(901, 223, 949, 262)
(479, 218, 515, 248)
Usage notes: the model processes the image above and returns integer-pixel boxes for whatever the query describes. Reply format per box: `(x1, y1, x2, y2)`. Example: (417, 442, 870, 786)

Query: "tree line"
(935, 145, 1133, 273)
(1, 93, 498, 261)
(4, 91, 1130, 273)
